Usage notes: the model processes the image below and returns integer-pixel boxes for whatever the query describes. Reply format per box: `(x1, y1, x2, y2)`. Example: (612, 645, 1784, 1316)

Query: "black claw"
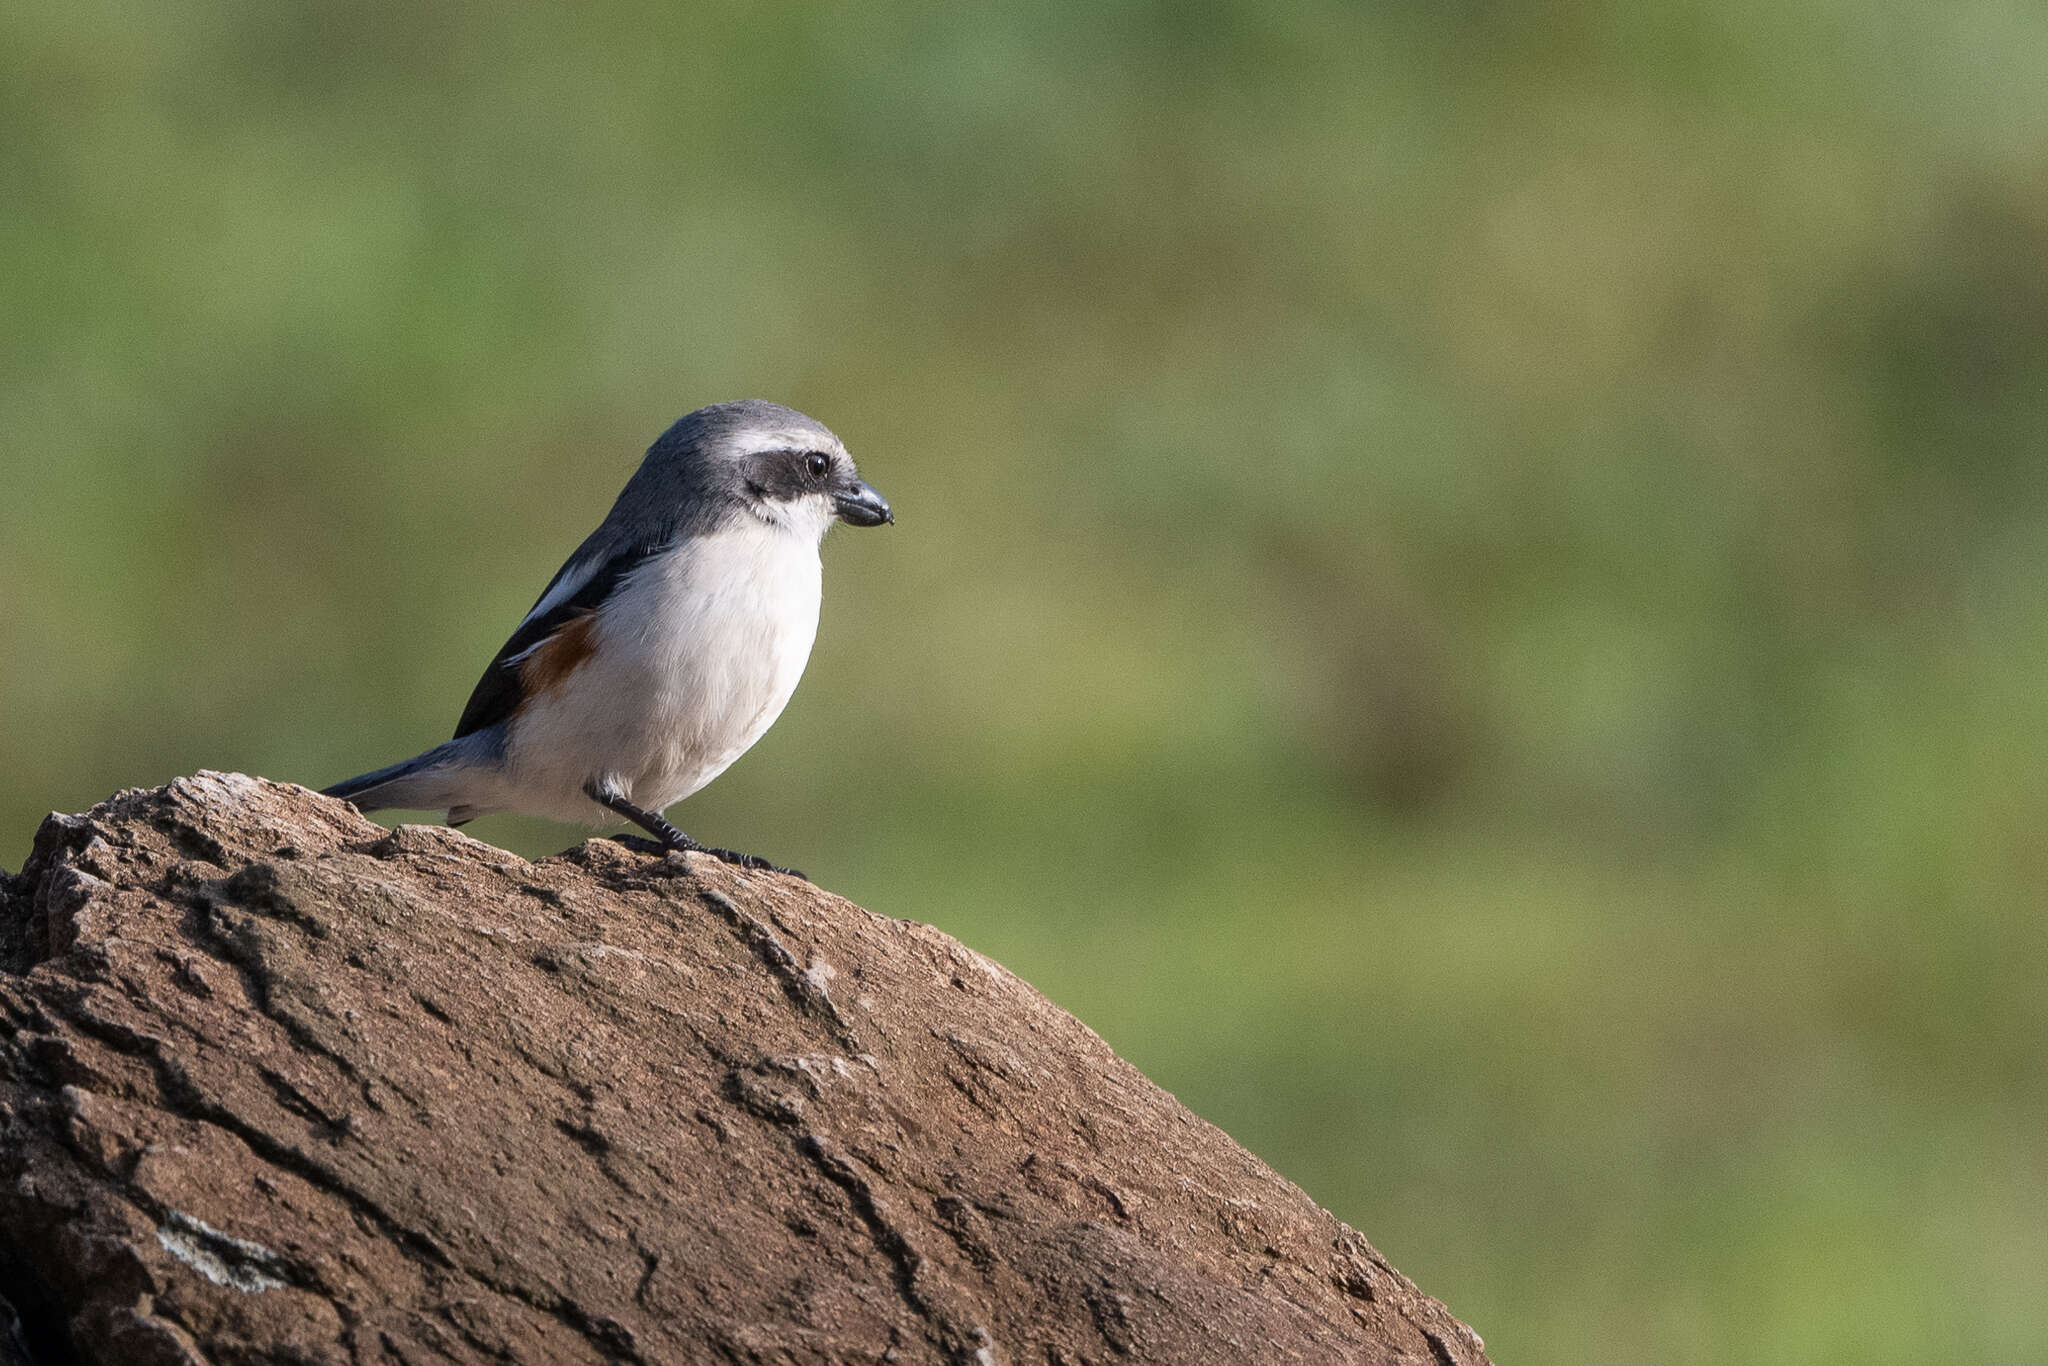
(608, 832, 803, 880)
(705, 847, 765, 869)
(705, 847, 807, 881)
(610, 833, 705, 860)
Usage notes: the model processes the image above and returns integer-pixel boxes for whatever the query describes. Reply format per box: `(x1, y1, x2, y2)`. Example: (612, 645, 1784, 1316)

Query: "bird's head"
(643, 400, 892, 544)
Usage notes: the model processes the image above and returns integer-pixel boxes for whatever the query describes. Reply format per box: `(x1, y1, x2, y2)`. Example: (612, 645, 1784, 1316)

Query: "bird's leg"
(586, 780, 702, 853)
(584, 781, 806, 880)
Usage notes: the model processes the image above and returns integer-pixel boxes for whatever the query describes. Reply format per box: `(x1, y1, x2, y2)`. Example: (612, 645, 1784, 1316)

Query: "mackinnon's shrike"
(324, 400, 892, 877)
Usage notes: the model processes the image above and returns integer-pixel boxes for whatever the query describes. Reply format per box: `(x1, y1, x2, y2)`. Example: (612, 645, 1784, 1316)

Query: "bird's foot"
(703, 846, 808, 882)
(608, 832, 804, 880)
(610, 833, 683, 856)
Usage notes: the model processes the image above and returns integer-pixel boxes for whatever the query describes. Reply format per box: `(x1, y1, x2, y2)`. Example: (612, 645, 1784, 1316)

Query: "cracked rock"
(0, 773, 1489, 1365)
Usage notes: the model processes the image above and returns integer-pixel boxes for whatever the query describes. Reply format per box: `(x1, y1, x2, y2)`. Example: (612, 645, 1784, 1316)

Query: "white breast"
(505, 521, 822, 821)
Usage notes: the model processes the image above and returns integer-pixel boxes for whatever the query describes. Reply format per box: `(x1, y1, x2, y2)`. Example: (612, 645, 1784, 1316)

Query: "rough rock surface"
(0, 774, 1490, 1365)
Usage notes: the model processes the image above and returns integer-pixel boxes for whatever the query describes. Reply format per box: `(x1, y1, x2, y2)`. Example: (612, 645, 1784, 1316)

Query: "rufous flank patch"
(519, 614, 600, 698)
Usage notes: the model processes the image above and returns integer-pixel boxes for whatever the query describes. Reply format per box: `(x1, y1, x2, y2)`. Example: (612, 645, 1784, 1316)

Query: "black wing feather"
(451, 538, 666, 740)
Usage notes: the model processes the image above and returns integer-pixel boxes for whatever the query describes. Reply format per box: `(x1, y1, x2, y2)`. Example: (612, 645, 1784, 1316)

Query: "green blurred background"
(6, 2, 2047, 1360)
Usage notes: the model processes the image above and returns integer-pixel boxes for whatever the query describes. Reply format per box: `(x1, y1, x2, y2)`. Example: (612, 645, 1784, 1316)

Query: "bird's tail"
(321, 740, 484, 817)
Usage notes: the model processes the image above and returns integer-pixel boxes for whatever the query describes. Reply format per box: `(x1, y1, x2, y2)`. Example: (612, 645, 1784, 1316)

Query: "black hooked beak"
(832, 479, 894, 527)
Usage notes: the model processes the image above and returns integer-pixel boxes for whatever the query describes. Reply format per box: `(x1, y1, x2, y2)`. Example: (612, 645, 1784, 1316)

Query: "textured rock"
(0, 773, 1489, 1365)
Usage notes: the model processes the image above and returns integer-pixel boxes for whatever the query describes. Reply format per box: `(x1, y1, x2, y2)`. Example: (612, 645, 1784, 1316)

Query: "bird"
(322, 400, 892, 877)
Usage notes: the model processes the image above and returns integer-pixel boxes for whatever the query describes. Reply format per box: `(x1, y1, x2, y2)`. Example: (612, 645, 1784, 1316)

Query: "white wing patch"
(520, 553, 601, 628)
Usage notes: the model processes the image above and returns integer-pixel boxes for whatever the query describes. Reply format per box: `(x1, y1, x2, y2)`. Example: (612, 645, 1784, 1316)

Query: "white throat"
(748, 493, 837, 545)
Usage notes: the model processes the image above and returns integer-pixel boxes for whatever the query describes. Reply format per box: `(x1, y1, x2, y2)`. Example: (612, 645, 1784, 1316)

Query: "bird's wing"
(451, 536, 669, 740)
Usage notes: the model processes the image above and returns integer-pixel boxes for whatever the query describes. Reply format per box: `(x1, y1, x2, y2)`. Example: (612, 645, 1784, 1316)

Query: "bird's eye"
(804, 452, 830, 480)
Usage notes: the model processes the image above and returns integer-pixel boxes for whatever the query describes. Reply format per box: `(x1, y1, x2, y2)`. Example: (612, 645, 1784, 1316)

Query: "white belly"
(504, 522, 822, 822)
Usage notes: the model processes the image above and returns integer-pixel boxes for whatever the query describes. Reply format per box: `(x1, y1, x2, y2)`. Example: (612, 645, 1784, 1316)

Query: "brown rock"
(0, 773, 1489, 1365)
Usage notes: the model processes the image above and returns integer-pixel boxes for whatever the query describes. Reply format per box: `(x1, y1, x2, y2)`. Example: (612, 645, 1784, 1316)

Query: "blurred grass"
(6, 2, 2048, 1360)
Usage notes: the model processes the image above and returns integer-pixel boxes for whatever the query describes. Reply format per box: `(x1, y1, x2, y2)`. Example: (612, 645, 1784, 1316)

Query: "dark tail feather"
(322, 742, 471, 814)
